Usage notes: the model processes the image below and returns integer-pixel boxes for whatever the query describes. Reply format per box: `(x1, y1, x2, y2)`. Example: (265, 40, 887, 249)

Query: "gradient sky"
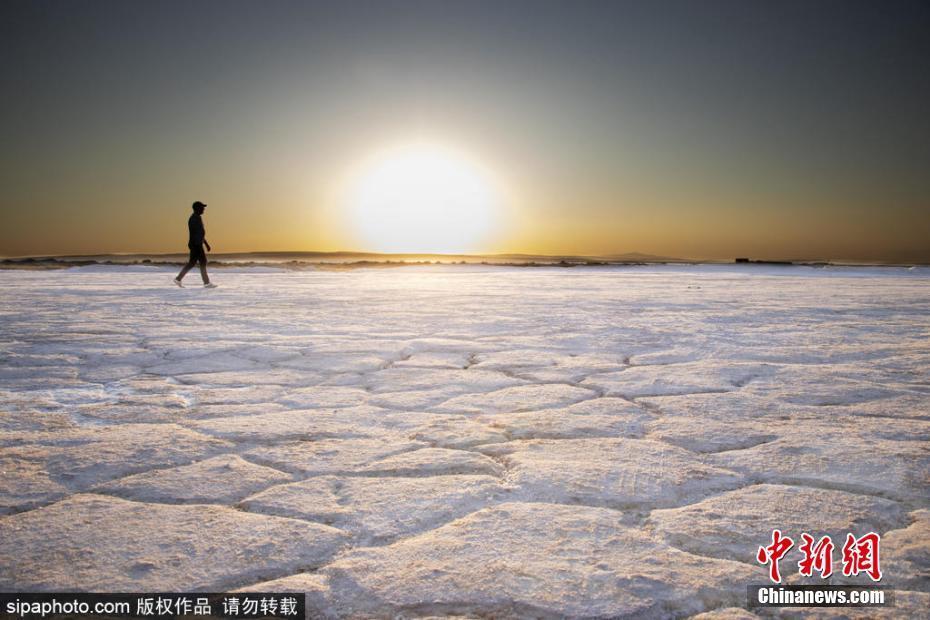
(2, 0, 928, 261)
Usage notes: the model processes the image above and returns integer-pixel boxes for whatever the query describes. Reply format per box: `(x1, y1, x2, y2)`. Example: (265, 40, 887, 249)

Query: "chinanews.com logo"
(749, 530, 893, 608)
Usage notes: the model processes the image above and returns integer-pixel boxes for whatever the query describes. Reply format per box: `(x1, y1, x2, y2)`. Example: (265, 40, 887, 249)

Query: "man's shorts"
(187, 245, 206, 264)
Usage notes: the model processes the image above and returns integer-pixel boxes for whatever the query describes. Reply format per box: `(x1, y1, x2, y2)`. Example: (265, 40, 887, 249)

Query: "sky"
(1, 0, 929, 262)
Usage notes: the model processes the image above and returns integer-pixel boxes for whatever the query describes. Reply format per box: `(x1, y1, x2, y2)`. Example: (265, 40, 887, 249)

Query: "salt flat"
(1, 264, 928, 618)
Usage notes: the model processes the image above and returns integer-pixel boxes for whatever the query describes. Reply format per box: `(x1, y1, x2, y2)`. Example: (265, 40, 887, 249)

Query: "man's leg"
(198, 252, 210, 284)
(176, 257, 196, 281)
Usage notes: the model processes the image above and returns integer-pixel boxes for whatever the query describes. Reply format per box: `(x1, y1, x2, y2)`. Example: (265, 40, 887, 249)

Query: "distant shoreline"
(0, 252, 926, 270)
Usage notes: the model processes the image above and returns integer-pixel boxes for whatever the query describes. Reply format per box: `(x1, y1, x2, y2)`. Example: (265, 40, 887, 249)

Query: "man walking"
(174, 201, 217, 288)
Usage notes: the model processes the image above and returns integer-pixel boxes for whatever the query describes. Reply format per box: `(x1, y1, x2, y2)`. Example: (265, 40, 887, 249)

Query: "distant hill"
(1, 250, 685, 265)
(3, 251, 924, 270)
(597, 252, 684, 262)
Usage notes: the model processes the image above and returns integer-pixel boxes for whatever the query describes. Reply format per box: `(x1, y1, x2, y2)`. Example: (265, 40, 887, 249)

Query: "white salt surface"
(0, 264, 928, 618)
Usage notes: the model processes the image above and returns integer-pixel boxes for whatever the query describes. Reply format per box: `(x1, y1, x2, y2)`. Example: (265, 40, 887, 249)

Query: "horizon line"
(1, 250, 927, 267)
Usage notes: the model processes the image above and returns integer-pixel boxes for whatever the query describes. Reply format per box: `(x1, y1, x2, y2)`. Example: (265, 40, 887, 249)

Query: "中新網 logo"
(756, 530, 882, 583)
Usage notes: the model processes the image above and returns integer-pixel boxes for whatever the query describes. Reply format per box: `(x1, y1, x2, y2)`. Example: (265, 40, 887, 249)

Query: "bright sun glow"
(345, 144, 500, 254)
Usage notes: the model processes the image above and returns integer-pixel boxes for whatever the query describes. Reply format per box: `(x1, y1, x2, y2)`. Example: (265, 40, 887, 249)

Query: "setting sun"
(344, 144, 501, 254)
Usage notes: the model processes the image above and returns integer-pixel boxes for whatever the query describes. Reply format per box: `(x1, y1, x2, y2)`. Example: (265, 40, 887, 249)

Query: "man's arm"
(198, 215, 210, 251)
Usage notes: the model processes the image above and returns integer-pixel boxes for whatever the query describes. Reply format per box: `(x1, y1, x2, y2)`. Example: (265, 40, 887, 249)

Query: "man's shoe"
(173, 278, 184, 287)
(204, 282, 218, 289)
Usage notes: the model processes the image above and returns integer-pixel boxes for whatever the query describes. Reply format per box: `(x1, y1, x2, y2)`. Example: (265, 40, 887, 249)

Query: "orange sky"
(2, 2, 928, 262)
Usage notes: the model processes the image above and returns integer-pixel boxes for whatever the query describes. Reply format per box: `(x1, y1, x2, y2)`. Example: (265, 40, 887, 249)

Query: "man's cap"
(192, 201, 207, 209)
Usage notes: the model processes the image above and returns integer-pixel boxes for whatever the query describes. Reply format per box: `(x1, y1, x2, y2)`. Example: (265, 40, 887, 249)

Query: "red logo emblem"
(757, 529, 794, 583)
(757, 530, 882, 583)
(842, 532, 882, 582)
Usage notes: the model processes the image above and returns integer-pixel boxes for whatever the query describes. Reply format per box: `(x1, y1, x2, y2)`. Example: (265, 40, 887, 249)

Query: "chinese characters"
(756, 531, 882, 583)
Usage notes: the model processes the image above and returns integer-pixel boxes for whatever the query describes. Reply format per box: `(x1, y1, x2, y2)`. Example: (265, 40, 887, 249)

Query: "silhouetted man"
(174, 201, 217, 288)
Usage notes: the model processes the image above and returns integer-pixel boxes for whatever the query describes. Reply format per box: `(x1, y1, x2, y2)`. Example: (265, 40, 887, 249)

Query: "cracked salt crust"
(0, 265, 927, 617)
